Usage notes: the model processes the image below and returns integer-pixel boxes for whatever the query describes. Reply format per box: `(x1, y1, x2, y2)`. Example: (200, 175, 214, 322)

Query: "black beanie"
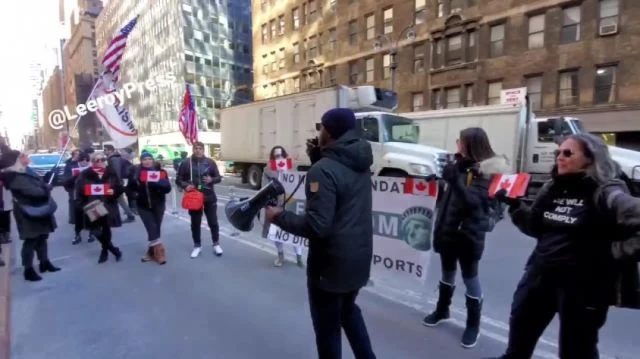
(321, 108, 356, 139)
(0, 149, 20, 170)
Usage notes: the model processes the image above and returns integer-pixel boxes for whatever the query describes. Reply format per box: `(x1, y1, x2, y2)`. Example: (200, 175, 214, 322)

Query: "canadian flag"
(403, 178, 438, 197)
(269, 158, 293, 171)
(84, 184, 111, 196)
(140, 170, 167, 182)
(488, 173, 531, 198)
(72, 167, 89, 176)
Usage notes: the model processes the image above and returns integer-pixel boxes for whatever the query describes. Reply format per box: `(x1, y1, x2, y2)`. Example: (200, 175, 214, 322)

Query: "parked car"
(28, 153, 67, 186)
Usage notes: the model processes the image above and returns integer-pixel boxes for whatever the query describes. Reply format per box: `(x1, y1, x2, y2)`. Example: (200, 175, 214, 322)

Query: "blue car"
(28, 153, 67, 186)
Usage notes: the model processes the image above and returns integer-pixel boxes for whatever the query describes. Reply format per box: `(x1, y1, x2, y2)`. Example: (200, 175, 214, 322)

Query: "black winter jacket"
(274, 130, 374, 293)
(74, 166, 125, 228)
(107, 154, 126, 182)
(175, 156, 221, 203)
(433, 155, 510, 261)
(126, 164, 172, 210)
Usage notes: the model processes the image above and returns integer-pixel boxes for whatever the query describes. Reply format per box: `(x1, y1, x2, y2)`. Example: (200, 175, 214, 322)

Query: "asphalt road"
(8, 177, 639, 359)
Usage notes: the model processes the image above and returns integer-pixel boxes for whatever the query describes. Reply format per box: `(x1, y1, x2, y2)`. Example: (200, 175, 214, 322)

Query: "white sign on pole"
(500, 87, 528, 106)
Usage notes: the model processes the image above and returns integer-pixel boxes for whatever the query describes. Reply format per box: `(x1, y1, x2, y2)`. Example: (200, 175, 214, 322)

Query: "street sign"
(500, 87, 527, 106)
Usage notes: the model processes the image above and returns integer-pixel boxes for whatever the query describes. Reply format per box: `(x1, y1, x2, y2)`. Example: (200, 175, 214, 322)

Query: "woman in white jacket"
(261, 146, 303, 267)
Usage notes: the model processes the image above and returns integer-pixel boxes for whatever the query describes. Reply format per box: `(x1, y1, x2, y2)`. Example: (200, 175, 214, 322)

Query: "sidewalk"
(0, 241, 9, 359)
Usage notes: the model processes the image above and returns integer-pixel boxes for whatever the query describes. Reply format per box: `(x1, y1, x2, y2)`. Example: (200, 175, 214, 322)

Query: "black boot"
(24, 267, 42, 282)
(72, 234, 82, 245)
(461, 294, 483, 348)
(109, 245, 122, 262)
(39, 261, 61, 273)
(88, 234, 96, 243)
(422, 281, 455, 327)
(0, 257, 5, 267)
(98, 249, 108, 263)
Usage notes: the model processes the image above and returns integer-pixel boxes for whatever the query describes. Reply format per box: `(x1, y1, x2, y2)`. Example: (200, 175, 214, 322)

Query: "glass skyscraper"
(96, 0, 252, 145)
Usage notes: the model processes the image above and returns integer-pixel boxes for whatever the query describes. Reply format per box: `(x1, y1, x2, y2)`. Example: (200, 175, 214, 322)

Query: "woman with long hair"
(0, 148, 59, 281)
(422, 127, 509, 349)
(261, 146, 304, 267)
(486, 134, 640, 359)
(75, 152, 124, 264)
(64, 151, 93, 245)
(127, 151, 171, 264)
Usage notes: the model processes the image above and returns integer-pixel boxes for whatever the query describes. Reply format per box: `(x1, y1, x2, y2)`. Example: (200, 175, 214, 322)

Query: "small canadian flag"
(72, 167, 89, 176)
(269, 158, 293, 171)
(488, 173, 531, 198)
(403, 178, 438, 197)
(84, 184, 111, 196)
(140, 170, 167, 182)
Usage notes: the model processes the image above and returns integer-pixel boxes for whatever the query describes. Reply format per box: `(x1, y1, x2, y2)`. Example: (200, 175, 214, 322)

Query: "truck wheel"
(247, 165, 263, 189)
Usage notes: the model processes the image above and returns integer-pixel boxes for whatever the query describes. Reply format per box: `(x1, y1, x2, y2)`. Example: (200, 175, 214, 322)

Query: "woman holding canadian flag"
(126, 151, 171, 264)
(74, 152, 124, 264)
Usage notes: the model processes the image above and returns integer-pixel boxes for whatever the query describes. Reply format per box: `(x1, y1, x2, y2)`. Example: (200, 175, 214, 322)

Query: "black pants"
(503, 265, 609, 359)
(188, 201, 219, 247)
(308, 285, 376, 359)
(138, 205, 165, 242)
(90, 221, 115, 251)
(21, 235, 50, 268)
(74, 207, 85, 235)
(0, 210, 11, 234)
(67, 191, 76, 224)
(440, 252, 479, 279)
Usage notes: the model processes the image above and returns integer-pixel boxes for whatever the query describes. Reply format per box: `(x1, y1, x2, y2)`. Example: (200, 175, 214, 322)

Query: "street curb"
(0, 242, 10, 359)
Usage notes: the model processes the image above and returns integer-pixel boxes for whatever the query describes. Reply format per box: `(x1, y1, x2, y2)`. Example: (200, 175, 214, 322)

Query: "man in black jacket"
(266, 108, 377, 359)
(176, 141, 223, 258)
(104, 144, 135, 222)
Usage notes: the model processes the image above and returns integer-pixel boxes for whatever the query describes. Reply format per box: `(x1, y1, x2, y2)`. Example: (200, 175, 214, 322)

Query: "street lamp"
(373, 25, 417, 92)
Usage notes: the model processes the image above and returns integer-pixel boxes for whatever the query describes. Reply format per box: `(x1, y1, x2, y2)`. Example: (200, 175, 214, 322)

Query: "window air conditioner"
(599, 23, 618, 36)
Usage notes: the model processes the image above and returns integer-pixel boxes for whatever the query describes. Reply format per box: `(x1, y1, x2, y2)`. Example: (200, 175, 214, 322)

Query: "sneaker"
(213, 244, 223, 257)
(274, 253, 284, 267)
(190, 247, 202, 258)
(88, 234, 96, 243)
(72, 235, 81, 245)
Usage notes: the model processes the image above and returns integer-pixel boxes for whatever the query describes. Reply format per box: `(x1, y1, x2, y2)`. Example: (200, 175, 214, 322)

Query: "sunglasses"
(554, 149, 574, 158)
(93, 158, 106, 163)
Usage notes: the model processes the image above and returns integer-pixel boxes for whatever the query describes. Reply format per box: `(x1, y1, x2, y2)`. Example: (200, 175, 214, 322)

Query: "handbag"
(83, 199, 109, 222)
(182, 189, 204, 211)
(15, 197, 57, 219)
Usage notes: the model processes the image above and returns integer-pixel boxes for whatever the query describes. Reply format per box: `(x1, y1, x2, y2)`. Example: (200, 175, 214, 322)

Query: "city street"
(7, 180, 639, 359)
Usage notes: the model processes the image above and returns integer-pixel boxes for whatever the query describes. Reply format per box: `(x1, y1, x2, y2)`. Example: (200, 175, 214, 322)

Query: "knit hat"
(140, 151, 154, 161)
(0, 149, 20, 170)
(321, 108, 356, 139)
(78, 152, 90, 162)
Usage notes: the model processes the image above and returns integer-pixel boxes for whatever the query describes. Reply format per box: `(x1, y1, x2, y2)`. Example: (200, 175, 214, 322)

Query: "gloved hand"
(441, 162, 459, 183)
(494, 189, 522, 207)
(306, 137, 322, 165)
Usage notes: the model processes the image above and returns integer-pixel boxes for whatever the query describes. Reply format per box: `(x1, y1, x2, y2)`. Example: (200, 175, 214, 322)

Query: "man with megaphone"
(265, 108, 377, 359)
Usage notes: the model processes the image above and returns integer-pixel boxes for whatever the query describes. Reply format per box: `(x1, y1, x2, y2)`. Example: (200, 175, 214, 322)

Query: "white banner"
(267, 171, 437, 283)
(90, 73, 138, 148)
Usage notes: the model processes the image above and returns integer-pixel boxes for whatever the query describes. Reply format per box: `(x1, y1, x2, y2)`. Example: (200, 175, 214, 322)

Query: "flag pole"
(48, 80, 100, 185)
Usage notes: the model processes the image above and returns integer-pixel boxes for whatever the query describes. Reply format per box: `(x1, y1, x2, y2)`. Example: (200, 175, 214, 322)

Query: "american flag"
(179, 84, 198, 144)
(101, 16, 138, 82)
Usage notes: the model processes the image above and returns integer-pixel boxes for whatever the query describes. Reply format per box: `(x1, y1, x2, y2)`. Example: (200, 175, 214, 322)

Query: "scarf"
(92, 165, 105, 178)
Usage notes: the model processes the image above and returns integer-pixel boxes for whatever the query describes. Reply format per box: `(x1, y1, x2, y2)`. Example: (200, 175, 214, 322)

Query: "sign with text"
(267, 171, 437, 284)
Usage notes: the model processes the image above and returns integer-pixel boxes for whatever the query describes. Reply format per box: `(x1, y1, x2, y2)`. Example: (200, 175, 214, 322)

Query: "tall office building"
(254, 0, 640, 148)
(96, 0, 253, 153)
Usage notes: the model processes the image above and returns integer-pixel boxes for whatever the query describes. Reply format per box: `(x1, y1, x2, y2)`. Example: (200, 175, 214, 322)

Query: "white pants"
(274, 241, 302, 256)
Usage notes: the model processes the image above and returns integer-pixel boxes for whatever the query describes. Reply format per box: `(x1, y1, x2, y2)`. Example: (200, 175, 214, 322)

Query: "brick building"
(253, 0, 640, 148)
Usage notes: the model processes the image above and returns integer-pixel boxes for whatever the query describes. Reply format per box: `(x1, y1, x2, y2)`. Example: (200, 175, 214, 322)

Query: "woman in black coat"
(0, 148, 59, 281)
(126, 152, 171, 264)
(74, 152, 124, 264)
(64, 151, 92, 245)
(422, 127, 509, 349)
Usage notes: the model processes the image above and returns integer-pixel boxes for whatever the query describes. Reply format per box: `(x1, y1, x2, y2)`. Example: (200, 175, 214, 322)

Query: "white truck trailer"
(402, 103, 640, 198)
(220, 85, 450, 189)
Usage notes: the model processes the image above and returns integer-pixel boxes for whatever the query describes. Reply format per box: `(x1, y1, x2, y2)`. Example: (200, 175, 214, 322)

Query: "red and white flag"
(488, 173, 531, 198)
(72, 166, 89, 176)
(84, 184, 111, 196)
(269, 158, 293, 171)
(178, 84, 198, 145)
(140, 170, 167, 182)
(403, 178, 438, 197)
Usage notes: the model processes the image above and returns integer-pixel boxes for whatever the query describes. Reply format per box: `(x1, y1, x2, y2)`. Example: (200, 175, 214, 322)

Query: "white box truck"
(402, 103, 640, 198)
(220, 85, 450, 189)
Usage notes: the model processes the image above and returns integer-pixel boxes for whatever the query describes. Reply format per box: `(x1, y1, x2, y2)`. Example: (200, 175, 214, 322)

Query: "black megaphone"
(225, 178, 286, 232)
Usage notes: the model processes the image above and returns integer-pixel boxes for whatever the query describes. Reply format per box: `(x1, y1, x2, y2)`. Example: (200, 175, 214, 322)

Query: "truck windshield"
(381, 114, 419, 144)
(569, 119, 588, 134)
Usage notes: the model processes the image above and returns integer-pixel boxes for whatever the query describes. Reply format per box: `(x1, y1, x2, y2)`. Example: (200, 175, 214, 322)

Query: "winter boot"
(88, 234, 96, 243)
(422, 281, 455, 327)
(39, 261, 61, 273)
(461, 294, 483, 348)
(274, 252, 284, 267)
(152, 242, 167, 265)
(296, 254, 304, 268)
(109, 245, 123, 262)
(24, 267, 42, 282)
(72, 234, 81, 245)
(98, 249, 109, 264)
(141, 247, 153, 262)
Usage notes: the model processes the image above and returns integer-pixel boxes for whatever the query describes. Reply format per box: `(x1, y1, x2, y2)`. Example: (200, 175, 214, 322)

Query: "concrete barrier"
(0, 242, 10, 359)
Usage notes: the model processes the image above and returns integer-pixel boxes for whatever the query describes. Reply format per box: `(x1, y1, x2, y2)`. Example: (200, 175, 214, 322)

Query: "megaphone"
(225, 178, 286, 232)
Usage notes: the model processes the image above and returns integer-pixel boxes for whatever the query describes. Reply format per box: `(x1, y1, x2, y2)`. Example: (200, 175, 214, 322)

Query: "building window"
(293, 77, 300, 92)
(412, 92, 424, 111)
(271, 52, 277, 71)
(599, 0, 619, 34)
(309, 0, 318, 23)
(365, 14, 375, 40)
(383, 7, 393, 34)
(561, 6, 581, 44)
(446, 35, 463, 66)
(467, 30, 476, 61)
(349, 62, 359, 84)
(450, 0, 465, 13)
(365, 58, 374, 82)
(262, 54, 268, 74)
(487, 81, 502, 105)
(261, 24, 268, 43)
(432, 39, 442, 68)
(270, 19, 277, 38)
(415, 0, 426, 25)
(278, 15, 285, 35)
(327, 66, 337, 85)
(437, 0, 445, 18)
(594, 65, 617, 104)
(526, 75, 543, 111)
(330, 0, 337, 12)
(490, 24, 505, 57)
(465, 84, 474, 107)
(292, 8, 300, 29)
(293, 42, 300, 63)
(349, 20, 358, 45)
(328, 28, 337, 50)
(431, 89, 442, 109)
(279, 48, 286, 68)
(558, 69, 579, 106)
(528, 14, 545, 49)
(413, 44, 425, 73)
(446, 87, 461, 108)
(308, 36, 318, 58)
(383, 54, 391, 79)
